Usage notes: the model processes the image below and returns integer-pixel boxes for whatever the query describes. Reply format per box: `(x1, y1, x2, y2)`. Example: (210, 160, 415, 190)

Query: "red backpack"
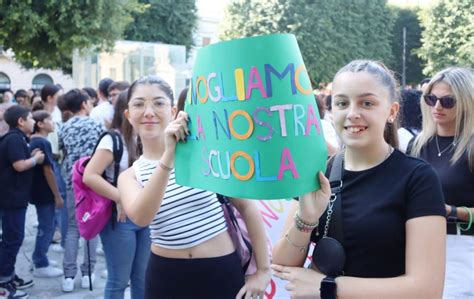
(72, 131, 123, 240)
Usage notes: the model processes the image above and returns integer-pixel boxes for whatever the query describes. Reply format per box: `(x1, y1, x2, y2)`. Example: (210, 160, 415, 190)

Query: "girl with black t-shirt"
(30, 110, 64, 278)
(410, 67, 474, 298)
(272, 60, 446, 299)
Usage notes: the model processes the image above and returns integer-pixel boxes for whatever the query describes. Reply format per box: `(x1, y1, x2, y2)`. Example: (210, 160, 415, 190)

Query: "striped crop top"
(133, 156, 227, 249)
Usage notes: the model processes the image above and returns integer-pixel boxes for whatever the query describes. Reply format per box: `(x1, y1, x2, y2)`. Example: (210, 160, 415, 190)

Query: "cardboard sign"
(175, 34, 327, 199)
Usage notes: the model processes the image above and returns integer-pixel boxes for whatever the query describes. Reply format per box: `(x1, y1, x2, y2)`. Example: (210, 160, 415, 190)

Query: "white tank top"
(133, 156, 227, 249)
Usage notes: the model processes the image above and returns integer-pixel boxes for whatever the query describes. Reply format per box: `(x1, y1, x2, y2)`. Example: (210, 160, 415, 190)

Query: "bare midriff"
(151, 230, 235, 259)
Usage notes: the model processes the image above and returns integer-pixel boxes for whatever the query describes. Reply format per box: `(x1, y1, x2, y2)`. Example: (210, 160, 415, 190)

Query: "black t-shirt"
(0, 128, 33, 209)
(30, 136, 55, 205)
(309, 150, 445, 278)
(417, 136, 474, 207)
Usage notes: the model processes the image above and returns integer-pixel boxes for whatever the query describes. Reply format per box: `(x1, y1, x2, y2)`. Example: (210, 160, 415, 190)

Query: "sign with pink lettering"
(175, 34, 327, 199)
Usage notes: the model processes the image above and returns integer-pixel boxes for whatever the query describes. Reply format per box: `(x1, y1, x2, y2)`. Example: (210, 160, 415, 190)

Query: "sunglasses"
(424, 94, 456, 109)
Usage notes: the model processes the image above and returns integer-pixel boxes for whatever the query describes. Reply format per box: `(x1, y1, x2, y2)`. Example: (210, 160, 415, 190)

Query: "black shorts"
(145, 251, 245, 299)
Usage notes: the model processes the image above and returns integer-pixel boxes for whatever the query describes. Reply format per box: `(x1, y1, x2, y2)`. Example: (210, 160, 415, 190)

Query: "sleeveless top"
(133, 156, 227, 249)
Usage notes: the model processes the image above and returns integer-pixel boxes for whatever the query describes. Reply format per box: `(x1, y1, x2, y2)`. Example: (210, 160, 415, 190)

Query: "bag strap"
(217, 194, 253, 273)
(327, 153, 344, 246)
(109, 131, 124, 187)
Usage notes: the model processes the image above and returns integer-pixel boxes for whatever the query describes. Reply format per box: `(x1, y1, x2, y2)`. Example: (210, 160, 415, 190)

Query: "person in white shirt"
(90, 78, 114, 128)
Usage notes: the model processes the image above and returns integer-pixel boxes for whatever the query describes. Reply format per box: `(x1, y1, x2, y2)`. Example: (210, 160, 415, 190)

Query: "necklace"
(435, 135, 456, 157)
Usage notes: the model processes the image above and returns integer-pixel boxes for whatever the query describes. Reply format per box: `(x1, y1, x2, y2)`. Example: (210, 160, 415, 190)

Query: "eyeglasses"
(423, 94, 456, 109)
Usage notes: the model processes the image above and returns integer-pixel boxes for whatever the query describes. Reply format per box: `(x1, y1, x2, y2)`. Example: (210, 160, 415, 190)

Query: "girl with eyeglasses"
(409, 67, 474, 298)
(117, 76, 271, 299)
(272, 60, 446, 299)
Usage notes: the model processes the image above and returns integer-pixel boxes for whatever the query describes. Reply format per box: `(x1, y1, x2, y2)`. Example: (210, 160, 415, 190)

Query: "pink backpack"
(72, 131, 123, 241)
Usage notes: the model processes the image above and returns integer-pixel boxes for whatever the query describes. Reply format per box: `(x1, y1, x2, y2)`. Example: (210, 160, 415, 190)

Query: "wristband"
(294, 211, 319, 233)
(447, 205, 457, 222)
(31, 157, 37, 167)
(458, 207, 473, 231)
(158, 160, 173, 172)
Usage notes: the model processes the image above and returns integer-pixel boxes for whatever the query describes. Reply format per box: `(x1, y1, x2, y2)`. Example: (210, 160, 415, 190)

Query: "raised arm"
(117, 163, 171, 227)
(117, 111, 189, 227)
(272, 172, 331, 266)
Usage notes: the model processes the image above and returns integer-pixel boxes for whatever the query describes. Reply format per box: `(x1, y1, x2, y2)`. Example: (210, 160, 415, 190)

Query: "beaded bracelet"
(158, 160, 173, 172)
(458, 206, 473, 231)
(294, 211, 319, 233)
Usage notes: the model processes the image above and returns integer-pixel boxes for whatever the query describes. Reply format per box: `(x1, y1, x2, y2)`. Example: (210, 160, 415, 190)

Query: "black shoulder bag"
(312, 153, 346, 277)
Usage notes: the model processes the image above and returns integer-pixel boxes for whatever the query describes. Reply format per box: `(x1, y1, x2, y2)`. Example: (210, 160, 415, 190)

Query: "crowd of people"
(0, 59, 473, 299)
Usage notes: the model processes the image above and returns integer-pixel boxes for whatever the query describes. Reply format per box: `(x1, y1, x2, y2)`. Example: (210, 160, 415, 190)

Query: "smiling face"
(332, 71, 399, 150)
(125, 84, 175, 140)
(429, 81, 456, 132)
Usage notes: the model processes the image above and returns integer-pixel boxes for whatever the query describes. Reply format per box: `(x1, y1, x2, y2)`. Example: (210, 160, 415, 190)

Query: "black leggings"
(145, 251, 245, 299)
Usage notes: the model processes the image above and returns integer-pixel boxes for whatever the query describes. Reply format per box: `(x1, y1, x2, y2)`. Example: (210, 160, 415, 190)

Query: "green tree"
(124, 0, 198, 56)
(0, 0, 140, 74)
(417, 0, 474, 75)
(389, 6, 423, 86)
(220, 0, 395, 83)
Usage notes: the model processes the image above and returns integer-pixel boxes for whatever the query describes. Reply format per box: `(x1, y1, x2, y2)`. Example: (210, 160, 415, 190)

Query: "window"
(0, 72, 11, 91)
(32, 74, 54, 91)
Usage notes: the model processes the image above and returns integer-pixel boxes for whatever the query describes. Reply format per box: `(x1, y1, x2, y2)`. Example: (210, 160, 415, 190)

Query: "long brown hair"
(123, 76, 175, 166)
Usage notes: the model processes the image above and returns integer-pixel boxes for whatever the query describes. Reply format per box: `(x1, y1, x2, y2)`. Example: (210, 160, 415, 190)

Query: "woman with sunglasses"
(410, 67, 474, 298)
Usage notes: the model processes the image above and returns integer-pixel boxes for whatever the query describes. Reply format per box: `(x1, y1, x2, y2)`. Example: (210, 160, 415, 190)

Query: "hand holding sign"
(175, 34, 327, 199)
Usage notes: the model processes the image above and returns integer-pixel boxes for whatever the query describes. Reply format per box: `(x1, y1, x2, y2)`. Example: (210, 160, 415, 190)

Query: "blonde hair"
(411, 67, 474, 170)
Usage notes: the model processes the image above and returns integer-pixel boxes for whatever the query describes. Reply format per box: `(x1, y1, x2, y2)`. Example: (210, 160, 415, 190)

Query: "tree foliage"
(389, 6, 423, 85)
(220, 0, 395, 83)
(124, 0, 198, 56)
(0, 0, 140, 74)
(417, 0, 474, 75)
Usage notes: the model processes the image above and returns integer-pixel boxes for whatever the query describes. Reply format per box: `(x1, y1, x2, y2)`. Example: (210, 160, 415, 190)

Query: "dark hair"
(124, 76, 175, 164)
(334, 60, 400, 148)
(114, 91, 135, 166)
(31, 100, 45, 112)
(98, 78, 114, 98)
(177, 87, 188, 114)
(63, 89, 90, 113)
(4, 105, 30, 128)
(57, 94, 73, 122)
(399, 89, 422, 131)
(82, 87, 97, 99)
(315, 94, 326, 119)
(325, 94, 332, 111)
(419, 78, 431, 87)
(108, 81, 130, 93)
(32, 110, 51, 133)
(15, 89, 28, 99)
(110, 91, 128, 131)
(40, 84, 61, 103)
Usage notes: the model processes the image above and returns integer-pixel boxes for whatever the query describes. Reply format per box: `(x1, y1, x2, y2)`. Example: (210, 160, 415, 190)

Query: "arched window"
(32, 73, 54, 90)
(0, 72, 11, 91)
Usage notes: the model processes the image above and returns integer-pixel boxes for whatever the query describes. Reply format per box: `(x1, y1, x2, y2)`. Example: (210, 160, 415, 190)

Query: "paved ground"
(12, 205, 131, 299)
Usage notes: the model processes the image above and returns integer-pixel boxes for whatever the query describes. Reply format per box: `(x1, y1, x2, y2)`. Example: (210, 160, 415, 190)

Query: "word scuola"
(201, 146, 299, 182)
(188, 63, 312, 104)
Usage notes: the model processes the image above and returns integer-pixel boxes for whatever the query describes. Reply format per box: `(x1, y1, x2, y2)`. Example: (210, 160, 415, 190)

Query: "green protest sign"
(175, 34, 327, 199)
